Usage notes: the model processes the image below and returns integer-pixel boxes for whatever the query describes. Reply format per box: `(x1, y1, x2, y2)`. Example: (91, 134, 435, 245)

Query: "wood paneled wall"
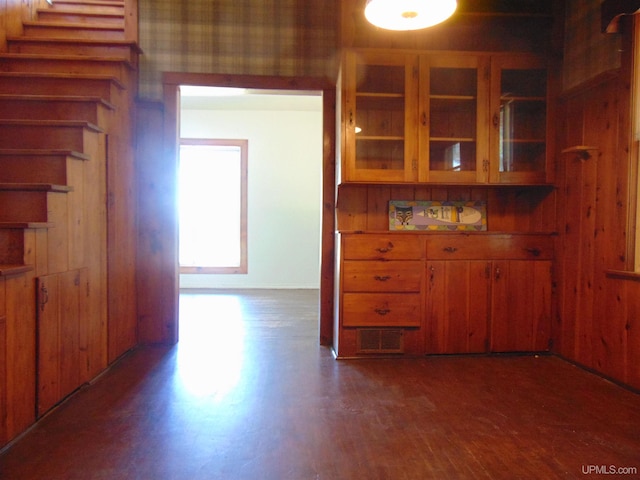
(135, 99, 178, 344)
(554, 13, 640, 390)
(337, 186, 557, 233)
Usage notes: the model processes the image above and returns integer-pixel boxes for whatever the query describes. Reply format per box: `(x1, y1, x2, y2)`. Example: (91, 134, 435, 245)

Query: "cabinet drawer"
(427, 235, 553, 260)
(342, 235, 422, 260)
(342, 261, 422, 292)
(342, 293, 421, 327)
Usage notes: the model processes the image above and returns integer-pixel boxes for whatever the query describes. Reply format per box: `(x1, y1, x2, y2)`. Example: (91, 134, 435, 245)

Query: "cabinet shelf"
(430, 94, 476, 101)
(357, 92, 405, 98)
(357, 136, 404, 141)
(430, 137, 475, 142)
(503, 139, 545, 144)
(501, 96, 545, 102)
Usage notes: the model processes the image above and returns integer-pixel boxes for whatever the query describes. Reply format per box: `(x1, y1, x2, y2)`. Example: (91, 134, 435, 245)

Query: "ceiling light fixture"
(364, 0, 457, 31)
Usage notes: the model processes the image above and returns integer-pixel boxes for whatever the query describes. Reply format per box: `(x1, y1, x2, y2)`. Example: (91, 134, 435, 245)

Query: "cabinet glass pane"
(500, 69, 546, 173)
(354, 63, 406, 173)
(356, 96, 404, 137)
(429, 67, 477, 172)
(356, 139, 404, 171)
(357, 64, 405, 94)
(431, 67, 477, 96)
(429, 141, 476, 172)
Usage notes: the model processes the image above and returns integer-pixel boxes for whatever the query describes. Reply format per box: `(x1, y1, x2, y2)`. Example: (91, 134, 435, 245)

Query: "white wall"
(179, 95, 322, 289)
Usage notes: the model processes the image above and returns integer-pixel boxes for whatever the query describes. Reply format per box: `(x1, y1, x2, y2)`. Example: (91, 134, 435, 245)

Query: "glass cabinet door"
(490, 56, 549, 184)
(342, 50, 418, 183)
(420, 55, 489, 183)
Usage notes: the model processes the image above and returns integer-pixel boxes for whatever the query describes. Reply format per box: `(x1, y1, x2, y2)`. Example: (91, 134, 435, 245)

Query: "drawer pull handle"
(376, 242, 394, 254)
(443, 247, 458, 253)
(374, 275, 391, 282)
(374, 308, 391, 316)
(525, 247, 541, 257)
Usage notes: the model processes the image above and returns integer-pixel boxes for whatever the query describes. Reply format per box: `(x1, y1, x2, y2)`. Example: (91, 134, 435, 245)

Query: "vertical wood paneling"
(136, 100, 179, 344)
(4, 272, 36, 441)
(0, 279, 6, 446)
(426, 260, 489, 354)
(556, 63, 640, 390)
(366, 186, 390, 231)
(595, 276, 627, 381)
(532, 260, 553, 351)
(36, 274, 60, 416)
(320, 90, 337, 345)
(46, 192, 69, 274)
(37, 268, 91, 417)
(491, 260, 552, 352)
(625, 279, 640, 387)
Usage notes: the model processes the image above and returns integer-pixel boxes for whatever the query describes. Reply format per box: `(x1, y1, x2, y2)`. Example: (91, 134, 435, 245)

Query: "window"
(179, 139, 248, 274)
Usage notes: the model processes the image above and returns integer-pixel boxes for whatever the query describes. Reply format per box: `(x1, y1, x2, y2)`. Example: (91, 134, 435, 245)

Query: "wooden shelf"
(0, 183, 73, 192)
(431, 94, 476, 101)
(0, 264, 33, 277)
(430, 137, 475, 142)
(357, 92, 404, 98)
(357, 136, 404, 141)
(561, 145, 598, 160)
(0, 222, 53, 229)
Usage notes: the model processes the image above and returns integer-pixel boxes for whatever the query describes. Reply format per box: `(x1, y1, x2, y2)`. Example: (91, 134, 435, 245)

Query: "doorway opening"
(162, 73, 336, 346)
(178, 86, 323, 290)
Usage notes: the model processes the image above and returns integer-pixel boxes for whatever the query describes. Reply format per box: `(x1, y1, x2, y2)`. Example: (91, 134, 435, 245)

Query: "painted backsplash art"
(389, 200, 487, 231)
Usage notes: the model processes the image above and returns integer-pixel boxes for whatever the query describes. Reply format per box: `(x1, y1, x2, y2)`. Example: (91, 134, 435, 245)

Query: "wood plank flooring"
(0, 289, 639, 479)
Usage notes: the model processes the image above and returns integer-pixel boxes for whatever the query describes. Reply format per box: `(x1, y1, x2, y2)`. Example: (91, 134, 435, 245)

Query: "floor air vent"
(357, 328, 404, 354)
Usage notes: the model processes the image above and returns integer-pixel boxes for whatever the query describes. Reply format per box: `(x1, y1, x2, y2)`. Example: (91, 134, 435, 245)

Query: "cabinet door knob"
(374, 308, 391, 316)
(443, 246, 457, 253)
(492, 113, 499, 128)
(495, 267, 501, 280)
(525, 247, 541, 257)
(421, 112, 427, 126)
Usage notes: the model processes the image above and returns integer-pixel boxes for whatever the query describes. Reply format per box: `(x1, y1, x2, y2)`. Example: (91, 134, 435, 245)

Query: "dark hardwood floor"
(1, 289, 639, 479)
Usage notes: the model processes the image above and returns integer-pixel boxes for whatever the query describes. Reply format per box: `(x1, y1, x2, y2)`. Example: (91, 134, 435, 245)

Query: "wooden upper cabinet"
(340, 49, 551, 186)
(489, 55, 550, 184)
(341, 50, 419, 183)
(419, 54, 490, 184)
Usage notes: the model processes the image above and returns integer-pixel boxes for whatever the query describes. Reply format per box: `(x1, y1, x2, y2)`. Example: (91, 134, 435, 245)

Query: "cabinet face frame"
(342, 50, 419, 183)
(488, 55, 551, 185)
(419, 54, 490, 184)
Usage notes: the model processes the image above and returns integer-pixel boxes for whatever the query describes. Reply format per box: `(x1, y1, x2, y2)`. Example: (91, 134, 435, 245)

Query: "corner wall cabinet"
(339, 49, 552, 185)
(334, 233, 553, 358)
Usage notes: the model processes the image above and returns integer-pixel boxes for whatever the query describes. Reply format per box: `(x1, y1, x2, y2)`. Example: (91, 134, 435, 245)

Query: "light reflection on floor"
(177, 293, 245, 400)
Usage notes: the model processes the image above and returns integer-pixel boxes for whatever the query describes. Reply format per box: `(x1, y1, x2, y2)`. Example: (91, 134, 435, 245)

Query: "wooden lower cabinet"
(37, 268, 90, 416)
(490, 260, 553, 352)
(426, 260, 490, 354)
(335, 233, 553, 358)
